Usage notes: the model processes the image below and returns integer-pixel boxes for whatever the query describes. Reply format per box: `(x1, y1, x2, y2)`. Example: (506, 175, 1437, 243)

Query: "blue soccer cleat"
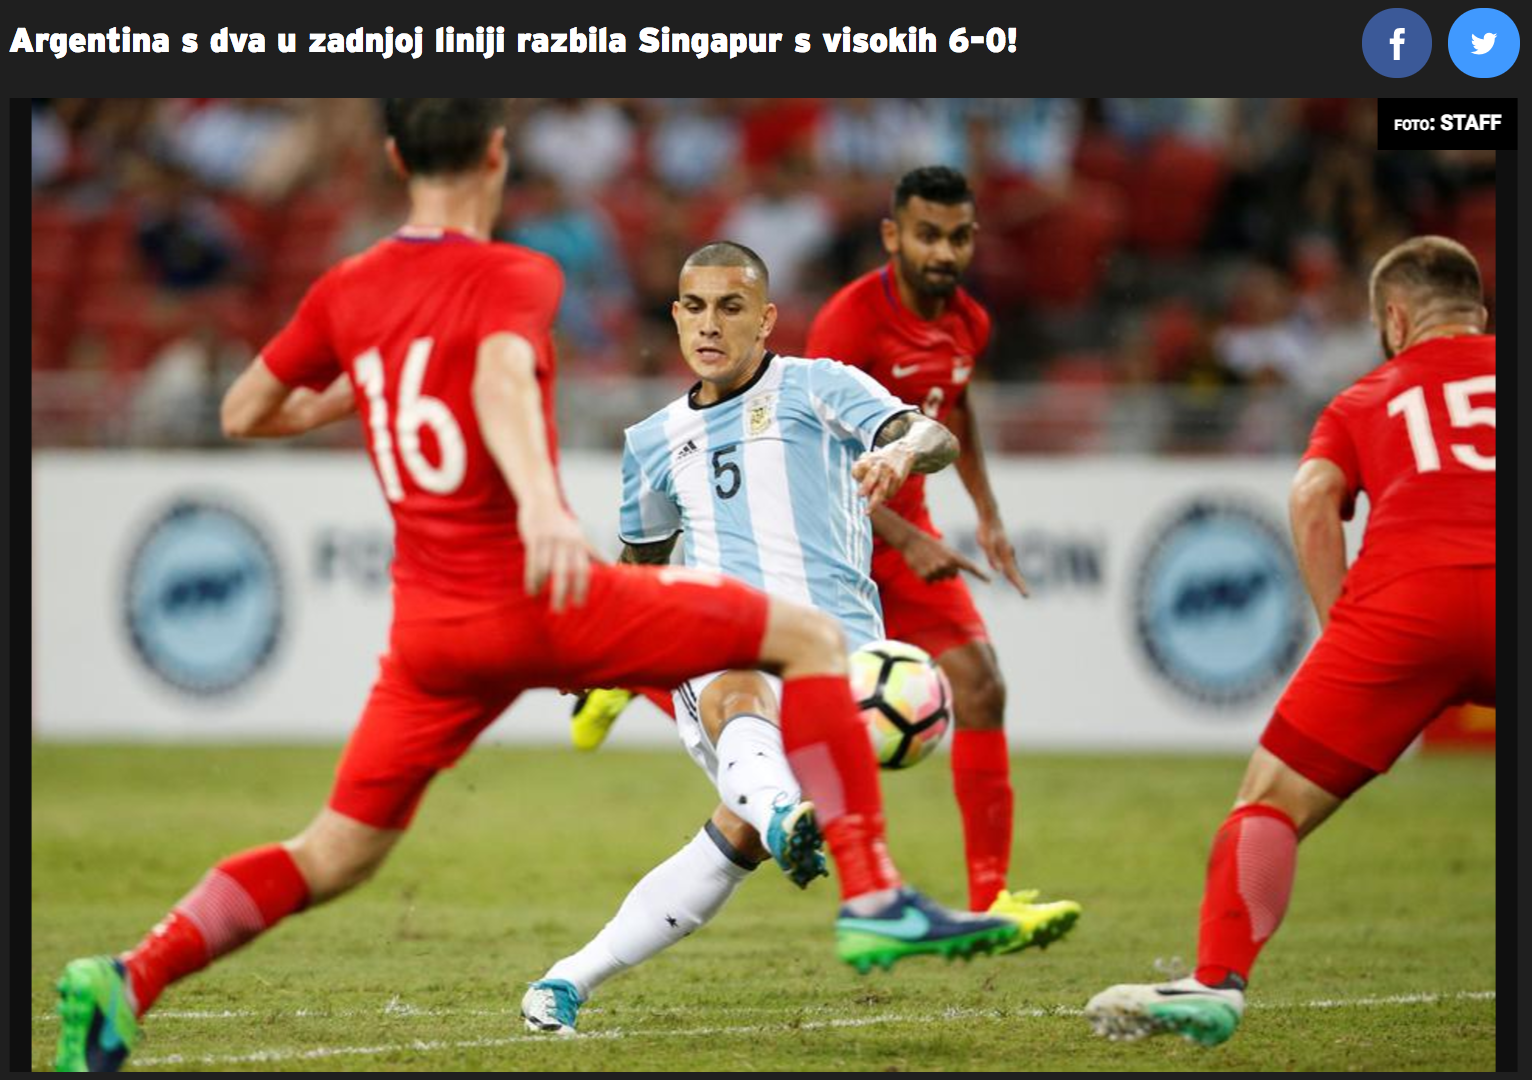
(835, 887, 1021, 973)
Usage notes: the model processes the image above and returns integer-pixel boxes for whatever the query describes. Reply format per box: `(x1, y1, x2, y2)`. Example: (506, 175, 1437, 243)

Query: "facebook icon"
(1364, 9, 1432, 76)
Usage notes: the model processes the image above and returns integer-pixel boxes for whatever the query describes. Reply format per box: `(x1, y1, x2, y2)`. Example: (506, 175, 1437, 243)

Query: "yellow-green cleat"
(569, 688, 636, 751)
(986, 888, 1082, 953)
(55, 956, 140, 1072)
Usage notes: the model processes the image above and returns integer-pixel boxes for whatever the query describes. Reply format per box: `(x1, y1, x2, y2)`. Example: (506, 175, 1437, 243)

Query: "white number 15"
(1385, 375, 1495, 474)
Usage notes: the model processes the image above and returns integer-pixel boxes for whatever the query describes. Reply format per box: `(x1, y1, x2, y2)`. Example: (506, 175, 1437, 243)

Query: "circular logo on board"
(124, 499, 283, 695)
(1133, 499, 1308, 708)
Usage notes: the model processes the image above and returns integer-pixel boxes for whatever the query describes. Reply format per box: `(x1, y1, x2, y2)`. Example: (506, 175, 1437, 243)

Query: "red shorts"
(871, 508, 990, 659)
(1260, 565, 1495, 797)
(330, 563, 769, 829)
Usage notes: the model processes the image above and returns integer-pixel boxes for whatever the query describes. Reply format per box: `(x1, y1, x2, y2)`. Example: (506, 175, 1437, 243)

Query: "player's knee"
(285, 813, 397, 903)
(764, 603, 847, 676)
(699, 671, 778, 744)
(953, 664, 1006, 730)
(1233, 748, 1343, 838)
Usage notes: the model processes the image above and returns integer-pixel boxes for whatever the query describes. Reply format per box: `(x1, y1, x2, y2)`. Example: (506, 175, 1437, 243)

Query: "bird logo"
(1471, 32, 1496, 54)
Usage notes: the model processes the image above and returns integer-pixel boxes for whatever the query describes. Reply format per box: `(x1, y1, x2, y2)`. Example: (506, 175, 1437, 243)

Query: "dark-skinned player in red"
(805, 166, 1080, 943)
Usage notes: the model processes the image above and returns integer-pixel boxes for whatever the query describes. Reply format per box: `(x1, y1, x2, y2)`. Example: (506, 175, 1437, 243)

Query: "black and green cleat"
(835, 887, 1021, 974)
(55, 956, 140, 1072)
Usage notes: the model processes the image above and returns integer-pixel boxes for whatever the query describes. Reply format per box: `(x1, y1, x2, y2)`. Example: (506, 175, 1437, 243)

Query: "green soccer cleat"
(569, 688, 636, 752)
(1084, 977, 1245, 1047)
(55, 956, 140, 1072)
(835, 887, 1021, 973)
(521, 978, 583, 1035)
(986, 888, 1082, 953)
(764, 798, 828, 889)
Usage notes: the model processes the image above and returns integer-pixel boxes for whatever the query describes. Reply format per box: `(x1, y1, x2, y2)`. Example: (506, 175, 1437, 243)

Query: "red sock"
(121, 844, 310, 1016)
(1195, 804, 1297, 987)
(951, 729, 1014, 910)
(779, 674, 900, 900)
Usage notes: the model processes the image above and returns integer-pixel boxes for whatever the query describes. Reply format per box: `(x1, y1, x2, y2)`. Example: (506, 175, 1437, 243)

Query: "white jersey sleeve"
(619, 425, 682, 545)
(803, 358, 916, 450)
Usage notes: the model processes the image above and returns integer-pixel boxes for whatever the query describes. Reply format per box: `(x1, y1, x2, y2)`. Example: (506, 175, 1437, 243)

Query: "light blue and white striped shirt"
(620, 352, 914, 649)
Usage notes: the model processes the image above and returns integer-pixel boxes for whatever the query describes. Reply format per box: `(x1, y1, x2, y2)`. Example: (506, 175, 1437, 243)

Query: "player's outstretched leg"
(55, 810, 399, 1071)
(526, 807, 760, 1033)
(937, 640, 1083, 948)
(1087, 747, 1347, 1046)
(758, 601, 1019, 969)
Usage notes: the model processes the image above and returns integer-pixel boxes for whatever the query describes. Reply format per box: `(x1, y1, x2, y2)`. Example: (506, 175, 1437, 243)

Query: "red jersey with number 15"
(260, 230, 565, 617)
(1302, 333, 1495, 600)
(806, 264, 992, 522)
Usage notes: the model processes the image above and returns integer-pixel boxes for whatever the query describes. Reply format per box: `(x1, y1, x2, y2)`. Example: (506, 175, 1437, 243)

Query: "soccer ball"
(848, 639, 952, 770)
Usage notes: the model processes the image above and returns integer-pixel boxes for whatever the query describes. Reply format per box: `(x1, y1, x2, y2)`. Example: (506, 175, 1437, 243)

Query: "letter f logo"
(1390, 26, 1406, 60)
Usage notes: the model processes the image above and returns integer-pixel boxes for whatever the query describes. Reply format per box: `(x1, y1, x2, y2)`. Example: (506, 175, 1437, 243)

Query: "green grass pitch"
(31, 744, 1495, 1071)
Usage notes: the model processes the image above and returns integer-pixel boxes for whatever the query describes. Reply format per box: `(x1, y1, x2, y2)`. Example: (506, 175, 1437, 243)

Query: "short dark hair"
(682, 241, 770, 291)
(1369, 236, 1483, 320)
(893, 165, 975, 213)
(383, 99, 506, 177)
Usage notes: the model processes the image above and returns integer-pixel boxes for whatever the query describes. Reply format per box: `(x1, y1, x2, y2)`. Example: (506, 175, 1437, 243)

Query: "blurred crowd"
(31, 98, 1496, 452)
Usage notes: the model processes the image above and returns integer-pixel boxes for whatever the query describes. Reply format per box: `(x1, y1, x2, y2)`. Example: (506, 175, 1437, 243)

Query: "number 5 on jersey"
(355, 338, 468, 501)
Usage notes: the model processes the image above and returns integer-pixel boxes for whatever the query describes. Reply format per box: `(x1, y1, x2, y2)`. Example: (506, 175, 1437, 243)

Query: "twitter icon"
(1450, 8, 1519, 76)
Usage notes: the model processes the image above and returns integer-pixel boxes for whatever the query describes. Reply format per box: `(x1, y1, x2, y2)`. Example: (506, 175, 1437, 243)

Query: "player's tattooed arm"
(871, 411, 959, 474)
(619, 533, 681, 566)
(854, 412, 958, 514)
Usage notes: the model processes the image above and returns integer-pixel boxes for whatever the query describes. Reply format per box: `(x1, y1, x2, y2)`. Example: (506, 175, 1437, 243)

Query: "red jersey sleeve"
(1302, 400, 1361, 518)
(805, 291, 872, 371)
(471, 255, 564, 373)
(260, 273, 343, 392)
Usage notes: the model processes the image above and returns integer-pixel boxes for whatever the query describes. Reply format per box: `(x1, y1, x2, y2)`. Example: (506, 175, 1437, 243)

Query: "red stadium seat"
(1452, 187, 1495, 299)
(1125, 136, 1227, 255)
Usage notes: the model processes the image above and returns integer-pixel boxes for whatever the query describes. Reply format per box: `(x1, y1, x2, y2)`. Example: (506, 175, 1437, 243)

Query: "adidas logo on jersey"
(676, 439, 700, 460)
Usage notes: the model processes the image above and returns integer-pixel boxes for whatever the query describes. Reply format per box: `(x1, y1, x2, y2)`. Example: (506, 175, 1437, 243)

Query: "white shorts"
(672, 669, 783, 785)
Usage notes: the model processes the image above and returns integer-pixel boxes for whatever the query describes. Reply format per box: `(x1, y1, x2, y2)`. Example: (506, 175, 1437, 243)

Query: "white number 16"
(353, 337, 467, 502)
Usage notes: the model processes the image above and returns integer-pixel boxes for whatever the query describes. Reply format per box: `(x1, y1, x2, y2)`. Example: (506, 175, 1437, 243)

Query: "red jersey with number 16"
(806, 264, 992, 523)
(260, 230, 565, 617)
(1301, 333, 1495, 600)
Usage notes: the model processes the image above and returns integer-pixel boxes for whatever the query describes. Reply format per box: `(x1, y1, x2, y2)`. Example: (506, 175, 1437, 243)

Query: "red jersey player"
(806, 165, 1080, 941)
(54, 100, 1017, 1073)
(1087, 236, 1496, 1047)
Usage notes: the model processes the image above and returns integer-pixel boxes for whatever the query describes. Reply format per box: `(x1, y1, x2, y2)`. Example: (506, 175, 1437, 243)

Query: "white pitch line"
(32, 988, 1497, 1026)
(62, 991, 1492, 1070)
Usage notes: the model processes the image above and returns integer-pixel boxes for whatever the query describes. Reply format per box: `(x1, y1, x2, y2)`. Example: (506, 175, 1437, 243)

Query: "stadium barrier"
(34, 451, 1369, 751)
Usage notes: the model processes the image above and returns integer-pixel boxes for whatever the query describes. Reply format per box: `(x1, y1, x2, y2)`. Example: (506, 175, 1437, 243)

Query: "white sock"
(544, 824, 756, 1001)
(715, 714, 800, 838)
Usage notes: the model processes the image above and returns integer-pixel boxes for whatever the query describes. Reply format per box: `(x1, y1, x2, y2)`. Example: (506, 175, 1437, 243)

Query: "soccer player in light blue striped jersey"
(523, 242, 1018, 1033)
